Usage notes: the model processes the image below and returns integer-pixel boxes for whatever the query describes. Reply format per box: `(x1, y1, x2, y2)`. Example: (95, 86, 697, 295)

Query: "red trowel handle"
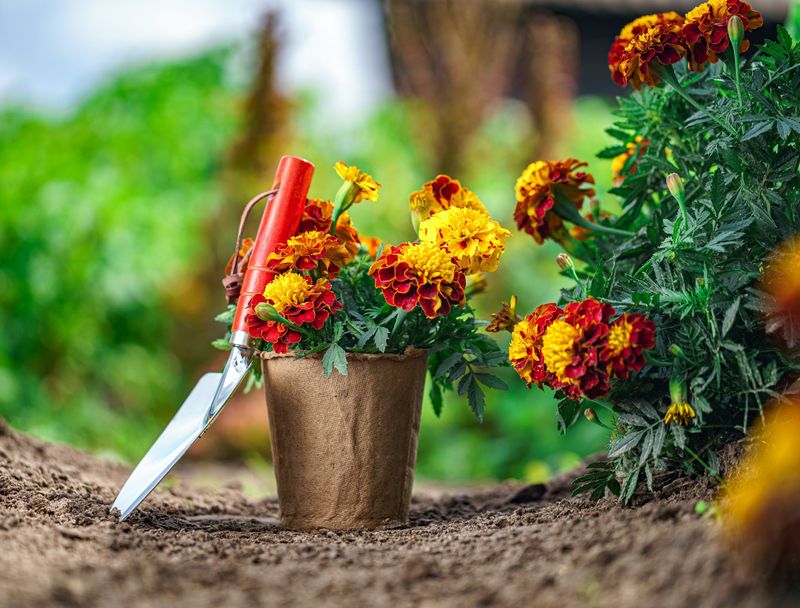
(231, 156, 315, 339)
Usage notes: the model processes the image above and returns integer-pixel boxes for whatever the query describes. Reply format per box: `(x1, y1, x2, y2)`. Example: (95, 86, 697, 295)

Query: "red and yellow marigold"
(509, 297, 656, 399)
(296, 198, 361, 263)
(608, 12, 685, 72)
(514, 159, 595, 244)
(409, 175, 487, 228)
(684, 0, 763, 70)
(610, 21, 687, 89)
(369, 241, 466, 318)
(601, 313, 657, 379)
(509, 303, 563, 388)
(418, 207, 511, 274)
(487, 295, 520, 333)
(246, 273, 342, 353)
(266, 230, 348, 277)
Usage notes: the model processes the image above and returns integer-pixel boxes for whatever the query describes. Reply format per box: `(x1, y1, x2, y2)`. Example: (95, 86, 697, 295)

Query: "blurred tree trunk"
(384, 0, 578, 172)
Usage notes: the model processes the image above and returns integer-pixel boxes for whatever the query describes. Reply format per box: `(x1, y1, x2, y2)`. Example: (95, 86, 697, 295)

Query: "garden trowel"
(111, 155, 315, 521)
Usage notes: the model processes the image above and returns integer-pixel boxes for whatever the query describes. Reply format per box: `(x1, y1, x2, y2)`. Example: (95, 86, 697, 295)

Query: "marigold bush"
(503, 1, 800, 499)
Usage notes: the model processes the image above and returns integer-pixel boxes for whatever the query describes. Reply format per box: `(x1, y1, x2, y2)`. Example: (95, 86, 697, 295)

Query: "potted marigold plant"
(493, 0, 800, 501)
(216, 164, 510, 529)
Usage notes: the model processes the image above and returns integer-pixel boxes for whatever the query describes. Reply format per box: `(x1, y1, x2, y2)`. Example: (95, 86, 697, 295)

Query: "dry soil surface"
(0, 419, 786, 608)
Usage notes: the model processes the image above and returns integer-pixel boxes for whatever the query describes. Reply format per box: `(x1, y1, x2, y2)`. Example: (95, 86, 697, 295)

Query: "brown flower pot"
(261, 348, 428, 530)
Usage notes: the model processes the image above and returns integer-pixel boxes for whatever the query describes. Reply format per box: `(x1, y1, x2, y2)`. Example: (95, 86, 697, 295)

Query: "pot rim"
(259, 346, 428, 362)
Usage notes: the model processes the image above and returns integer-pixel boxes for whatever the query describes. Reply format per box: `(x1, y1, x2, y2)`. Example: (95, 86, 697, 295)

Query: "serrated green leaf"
(322, 344, 348, 378)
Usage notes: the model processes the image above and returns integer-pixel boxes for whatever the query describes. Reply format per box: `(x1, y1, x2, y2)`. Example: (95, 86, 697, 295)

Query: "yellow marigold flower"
(541, 320, 582, 386)
(418, 207, 510, 274)
(611, 136, 648, 186)
(664, 401, 696, 426)
(334, 161, 381, 203)
(263, 272, 315, 313)
(486, 295, 519, 333)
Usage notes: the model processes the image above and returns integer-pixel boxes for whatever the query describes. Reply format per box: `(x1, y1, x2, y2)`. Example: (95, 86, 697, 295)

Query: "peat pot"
(261, 348, 428, 530)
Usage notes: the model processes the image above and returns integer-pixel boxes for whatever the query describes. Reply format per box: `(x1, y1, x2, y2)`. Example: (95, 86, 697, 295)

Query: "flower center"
(607, 319, 633, 357)
(399, 242, 456, 283)
(263, 272, 311, 313)
(541, 320, 581, 384)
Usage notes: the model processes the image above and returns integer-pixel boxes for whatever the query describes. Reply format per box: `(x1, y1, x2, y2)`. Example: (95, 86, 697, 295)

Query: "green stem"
(730, 47, 743, 106)
(683, 445, 723, 482)
(554, 195, 636, 238)
(330, 181, 355, 234)
(658, 65, 737, 136)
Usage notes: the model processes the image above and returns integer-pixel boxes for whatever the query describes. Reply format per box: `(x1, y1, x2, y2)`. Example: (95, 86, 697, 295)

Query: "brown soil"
(0, 418, 784, 608)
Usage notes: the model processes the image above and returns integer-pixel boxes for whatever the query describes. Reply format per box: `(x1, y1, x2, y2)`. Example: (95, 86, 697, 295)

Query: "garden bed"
(0, 419, 775, 607)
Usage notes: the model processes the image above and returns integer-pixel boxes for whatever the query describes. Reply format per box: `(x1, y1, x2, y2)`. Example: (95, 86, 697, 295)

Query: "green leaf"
(608, 430, 645, 459)
(373, 326, 389, 353)
(430, 380, 444, 417)
(596, 145, 630, 159)
(322, 344, 348, 378)
(474, 373, 508, 391)
(556, 399, 582, 434)
(467, 381, 485, 422)
(211, 338, 232, 351)
(721, 297, 740, 338)
(435, 352, 464, 379)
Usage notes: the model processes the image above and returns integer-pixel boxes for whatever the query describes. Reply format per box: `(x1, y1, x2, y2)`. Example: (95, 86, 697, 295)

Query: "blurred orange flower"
(761, 236, 800, 350)
(224, 237, 255, 275)
(611, 136, 649, 186)
(360, 235, 383, 259)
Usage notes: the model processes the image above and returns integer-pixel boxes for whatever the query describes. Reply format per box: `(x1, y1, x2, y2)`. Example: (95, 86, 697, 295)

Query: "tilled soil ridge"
(0, 419, 776, 607)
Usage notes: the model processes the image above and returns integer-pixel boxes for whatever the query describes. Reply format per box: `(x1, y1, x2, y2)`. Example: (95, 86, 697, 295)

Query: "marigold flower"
(297, 198, 361, 264)
(266, 230, 347, 277)
(611, 136, 649, 186)
(245, 273, 341, 353)
(723, 399, 800, 571)
(514, 159, 595, 244)
(601, 313, 656, 379)
(360, 235, 383, 258)
(684, 0, 763, 70)
(664, 401, 697, 425)
(418, 207, 511, 274)
(540, 298, 615, 400)
(487, 295, 520, 333)
(224, 237, 254, 275)
(610, 21, 687, 89)
(761, 236, 800, 349)
(608, 12, 685, 72)
(334, 161, 381, 203)
(508, 303, 563, 387)
(369, 241, 466, 318)
(409, 175, 487, 229)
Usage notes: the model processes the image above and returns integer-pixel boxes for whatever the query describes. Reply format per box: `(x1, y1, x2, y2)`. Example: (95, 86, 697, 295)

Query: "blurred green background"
(1, 0, 792, 486)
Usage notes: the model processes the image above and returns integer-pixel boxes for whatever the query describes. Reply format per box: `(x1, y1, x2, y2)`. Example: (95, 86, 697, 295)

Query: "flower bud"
(584, 408, 597, 422)
(727, 15, 744, 49)
(466, 272, 488, 297)
(666, 173, 685, 202)
(669, 344, 685, 358)
(254, 302, 281, 323)
(556, 253, 574, 272)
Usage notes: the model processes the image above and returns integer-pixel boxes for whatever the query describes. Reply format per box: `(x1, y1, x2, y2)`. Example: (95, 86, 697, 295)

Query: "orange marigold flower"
(266, 231, 347, 277)
(245, 273, 341, 353)
(369, 241, 466, 318)
(540, 298, 615, 400)
(608, 13, 685, 75)
(409, 175, 487, 228)
(487, 295, 520, 333)
(509, 303, 563, 387)
(684, 0, 763, 70)
(610, 22, 687, 89)
(224, 237, 254, 275)
(360, 235, 383, 259)
(514, 159, 595, 244)
(297, 198, 361, 264)
(761, 236, 800, 349)
(611, 136, 649, 186)
(601, 313, 656, 379)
